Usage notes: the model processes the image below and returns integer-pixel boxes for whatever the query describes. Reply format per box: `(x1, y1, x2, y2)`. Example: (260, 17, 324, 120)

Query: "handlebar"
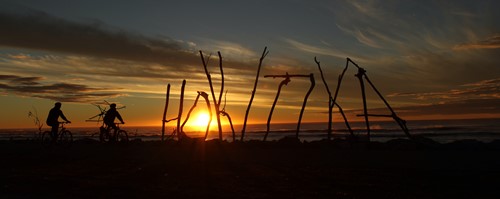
(59, 121, 71, 127)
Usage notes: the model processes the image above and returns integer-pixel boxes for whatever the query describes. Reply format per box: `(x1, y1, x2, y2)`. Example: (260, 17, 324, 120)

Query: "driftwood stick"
(220, 90, 235, 141)
(199, 92, 212, 140)
(200, 51, 223, 139)
(332, 58, 351, 110)
(217, 51, 224, 107)
(242, 47, 268, 141)
(296, 73, 315, 138)
(161, 84, 170, 141)
(181, 94, 201, 132)
(314, 57, 333, 140)
(363, 75, 411, 139)
(355, 67, 370, 141)
(264, 76, 290, 141)
(335, 102, 354, 136)
(221, 110, 235, 142)
(176, 80, 186, 140)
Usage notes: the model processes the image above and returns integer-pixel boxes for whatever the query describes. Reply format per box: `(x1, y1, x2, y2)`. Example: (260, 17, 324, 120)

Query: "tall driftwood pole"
(176, 80, 186, 140)
(264, 76, 290, 141)
(200, 51, 223, 140)
(217, 51, 224, 115)
(216, 51, 236, 141)
(356, 67, 370, 141)
(296, 73, 315, 138)
(241, 47, 269, 141)
(315, 57, 333, 140)
(161, 84, 171, 141)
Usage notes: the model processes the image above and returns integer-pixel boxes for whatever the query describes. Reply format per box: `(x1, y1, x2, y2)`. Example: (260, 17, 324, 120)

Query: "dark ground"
(1, 138, 500, 199)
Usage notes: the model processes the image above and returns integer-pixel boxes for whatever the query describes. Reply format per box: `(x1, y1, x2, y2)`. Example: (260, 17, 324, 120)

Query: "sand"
(1, 138, 500, 199)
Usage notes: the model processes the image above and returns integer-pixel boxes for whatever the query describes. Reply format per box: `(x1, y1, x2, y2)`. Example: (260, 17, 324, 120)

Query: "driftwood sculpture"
(339, 58, 411, 141)
(263, 73, 315, 141)
(241, 47, 269, 141)
(314, 57, 354, 140)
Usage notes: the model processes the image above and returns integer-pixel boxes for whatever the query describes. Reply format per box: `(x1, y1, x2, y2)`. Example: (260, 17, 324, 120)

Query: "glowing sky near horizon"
(1, 0, 499, 129)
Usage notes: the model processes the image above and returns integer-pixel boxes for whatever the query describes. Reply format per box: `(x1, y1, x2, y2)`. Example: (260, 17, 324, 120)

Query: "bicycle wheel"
(116, 130, 129, 142)
(100, 130, 110, 143)
(59, 130, 73, 148)
(41, 131, 52, 148)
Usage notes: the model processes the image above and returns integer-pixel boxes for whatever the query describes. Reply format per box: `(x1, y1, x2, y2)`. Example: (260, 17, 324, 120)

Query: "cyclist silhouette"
(46, 102, 71, 139)
(103, 103, 124, 133)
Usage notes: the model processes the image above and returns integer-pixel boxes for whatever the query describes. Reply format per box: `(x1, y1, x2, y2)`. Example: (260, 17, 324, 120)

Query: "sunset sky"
(1, 0, 499, 129)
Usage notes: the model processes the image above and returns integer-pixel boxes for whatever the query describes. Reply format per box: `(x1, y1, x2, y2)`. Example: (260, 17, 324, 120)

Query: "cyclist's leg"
(50, 124, 58, 139)
(105, 122, 117, 139)
(111, 124, 119, 137)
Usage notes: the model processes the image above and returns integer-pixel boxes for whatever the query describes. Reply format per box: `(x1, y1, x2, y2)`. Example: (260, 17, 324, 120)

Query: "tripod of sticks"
(316, 57, 411, 141)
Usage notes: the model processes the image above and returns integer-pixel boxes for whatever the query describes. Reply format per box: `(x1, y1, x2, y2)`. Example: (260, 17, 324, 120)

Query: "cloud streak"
(0, 74, 123, 102)
(453, 35, 500, 50)
(389, 78, 500, 100)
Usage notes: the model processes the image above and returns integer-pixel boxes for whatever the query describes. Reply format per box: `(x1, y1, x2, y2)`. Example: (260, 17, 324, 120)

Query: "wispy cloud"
(284, 38, 369, 62)
(389, 78, 500, 100)
(453, 35, 500, 50)
(198, 39, 258, 61)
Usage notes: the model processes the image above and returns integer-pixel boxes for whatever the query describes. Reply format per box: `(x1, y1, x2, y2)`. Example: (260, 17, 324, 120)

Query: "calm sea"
(1, 118, 499, 143)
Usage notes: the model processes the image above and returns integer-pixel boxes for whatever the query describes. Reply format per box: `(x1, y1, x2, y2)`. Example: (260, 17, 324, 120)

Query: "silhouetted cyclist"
(103, 103, 124, 133)
(46, 102, 71, 139)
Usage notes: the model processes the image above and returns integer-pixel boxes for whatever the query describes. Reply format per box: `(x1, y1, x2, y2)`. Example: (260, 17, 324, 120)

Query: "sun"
(189, 111, 211, 131)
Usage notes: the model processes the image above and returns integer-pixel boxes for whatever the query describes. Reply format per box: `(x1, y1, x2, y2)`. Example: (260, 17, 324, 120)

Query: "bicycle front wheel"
(116, 130, 129, 142)
(41, 131, 52, 148)
(59, 130, 73, 148)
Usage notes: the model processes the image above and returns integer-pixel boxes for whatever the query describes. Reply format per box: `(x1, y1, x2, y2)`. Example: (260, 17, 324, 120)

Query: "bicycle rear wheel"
(59, 130, 73, 148)
(41, 131, 52, 147)
(116, 130, 129, 142)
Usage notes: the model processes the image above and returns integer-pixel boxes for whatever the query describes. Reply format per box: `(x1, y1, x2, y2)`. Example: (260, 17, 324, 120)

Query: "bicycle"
(41, 122, 73, 148)
(99, 123, 128, 143)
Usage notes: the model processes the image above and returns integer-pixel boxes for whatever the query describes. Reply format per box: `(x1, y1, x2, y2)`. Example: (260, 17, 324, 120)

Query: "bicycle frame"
(41, 121, 72, 148)
(99, 123, 128, 143)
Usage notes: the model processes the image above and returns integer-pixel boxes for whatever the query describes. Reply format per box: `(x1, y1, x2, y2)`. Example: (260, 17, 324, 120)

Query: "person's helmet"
(110, 103, 116, 108)
(55, 102, 62, 107)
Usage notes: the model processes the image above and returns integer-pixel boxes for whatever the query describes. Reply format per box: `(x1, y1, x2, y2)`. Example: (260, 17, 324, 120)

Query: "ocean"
(1, 118, 499, 143)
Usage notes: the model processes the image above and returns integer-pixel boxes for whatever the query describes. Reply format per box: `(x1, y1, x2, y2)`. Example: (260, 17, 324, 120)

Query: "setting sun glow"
(189, 111, 211, 131)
